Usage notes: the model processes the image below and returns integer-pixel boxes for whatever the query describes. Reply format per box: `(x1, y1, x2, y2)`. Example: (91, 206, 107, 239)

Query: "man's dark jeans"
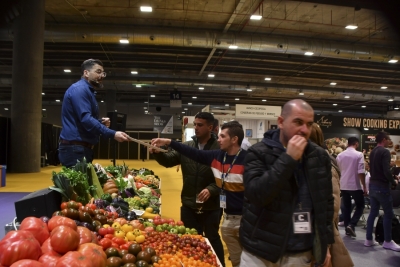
(58, 144, 93, 167)
(341, 189, 365, 228)
(181, 205, 225, 267)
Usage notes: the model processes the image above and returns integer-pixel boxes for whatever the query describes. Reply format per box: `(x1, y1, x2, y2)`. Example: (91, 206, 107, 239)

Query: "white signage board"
(235, 104, 281, 119)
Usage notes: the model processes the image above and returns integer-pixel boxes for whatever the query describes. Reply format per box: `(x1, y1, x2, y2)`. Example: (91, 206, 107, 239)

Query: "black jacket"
(239, 129, 334, 264)
(153, 135, 220, 210)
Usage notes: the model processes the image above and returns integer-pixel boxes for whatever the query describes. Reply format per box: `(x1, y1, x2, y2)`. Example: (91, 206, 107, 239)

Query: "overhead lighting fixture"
(188, 102, 192, 105)
(344, 95, 350, 99)
(208, 74, 215, 78)
(4, 108, 8, 110)
(338, 110, 343, 112)
(333, 103, 337, 106)
(101, 100, 104, 103)
(229, 45, 238, 49)
(262, 99, 267, 102)
(345, 25, 358, 30)
(299, 90, 304, 96)
(364, 128, 369, 130)
(235, 98, 240, 100)
(144, 101, 148, 103)
(56, 99, 60, 102)
(304, 51, 314, 56)
(381, 86, 387, 89)
(64, 69, 71, 73)
(42, 109, 46, 111)
(140, 6, 152, 12)
(119, 38, 129, 44)
(330, 82, 337, 86)
(264, 77, 271, 81)
(42, 92, 45, 95)
(199, 87, 204, 90)
(225, 104, 229, 107)
(150, 95, 155, 97)
(247, 89, 252, 92)
(136, 85, 142, 87)
(361, 105, 366, 108)
(192, 96, 197, 99)
(395, 106, 399, 110)
(184, 108, 188, 110)
(250, 15, 262, 20)
(389, 59, 398, 63)
(145, 110, 148, 113)
(131, 71, 138, 74)
(182, 111, 185, 113)
(388, 97, 394, 102)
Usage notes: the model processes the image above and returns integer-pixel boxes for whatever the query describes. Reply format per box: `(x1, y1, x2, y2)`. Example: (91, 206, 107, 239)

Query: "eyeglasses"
(93, 69, 106, 77)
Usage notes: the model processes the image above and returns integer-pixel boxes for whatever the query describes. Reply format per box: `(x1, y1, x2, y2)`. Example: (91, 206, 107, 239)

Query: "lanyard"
(221, 149, 241, 190)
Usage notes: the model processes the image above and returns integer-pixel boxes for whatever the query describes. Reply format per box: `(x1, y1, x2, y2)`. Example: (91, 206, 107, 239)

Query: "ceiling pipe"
(0, 25, 398, 63)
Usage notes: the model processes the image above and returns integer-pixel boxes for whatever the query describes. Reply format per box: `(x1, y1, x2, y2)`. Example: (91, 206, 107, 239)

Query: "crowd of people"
(58, 58, 400, 267)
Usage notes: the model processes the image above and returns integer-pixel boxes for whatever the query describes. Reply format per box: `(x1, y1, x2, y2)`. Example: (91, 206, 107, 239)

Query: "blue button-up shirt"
(60, 78, 116, 144)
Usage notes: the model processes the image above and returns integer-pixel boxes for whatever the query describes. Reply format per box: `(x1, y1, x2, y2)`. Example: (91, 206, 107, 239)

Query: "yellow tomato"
(112, 222, 121, 230)
(121, 224, 133, 233)
(125, 231, 137, 241)
(102, 224, 111, 228)
(133, 229, 142, 236)
(145, 207, 153, 213)
(136, 234, 145, 244)
(114, 230, 126, 238)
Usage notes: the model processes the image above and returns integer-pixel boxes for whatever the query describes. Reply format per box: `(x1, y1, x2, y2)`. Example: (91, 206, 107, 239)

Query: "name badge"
(292, 212, 312, 234)
(219, 194, 226, 208)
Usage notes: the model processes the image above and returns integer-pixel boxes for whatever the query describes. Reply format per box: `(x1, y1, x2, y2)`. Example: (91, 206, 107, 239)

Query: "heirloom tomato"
(19, 217, 50, 245)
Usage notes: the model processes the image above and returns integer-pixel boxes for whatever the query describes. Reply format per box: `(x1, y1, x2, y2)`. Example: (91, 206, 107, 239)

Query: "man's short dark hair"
(347, 137, 359, 146)
(213, 119, 219, 129)
(221, 121, 244, 146)
(81, 59, 104, 74)
(376, 131, 389, 143)
(195, 112, 214, 125)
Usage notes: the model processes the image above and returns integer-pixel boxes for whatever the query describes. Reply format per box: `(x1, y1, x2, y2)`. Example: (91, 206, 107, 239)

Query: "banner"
(154, 115, 173, 134)
(316, 115, 400, 130)
(235, 104, 281, 119)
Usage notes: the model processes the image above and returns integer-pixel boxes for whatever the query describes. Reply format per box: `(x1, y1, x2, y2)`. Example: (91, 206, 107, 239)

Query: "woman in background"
(310, 123, 354, 267)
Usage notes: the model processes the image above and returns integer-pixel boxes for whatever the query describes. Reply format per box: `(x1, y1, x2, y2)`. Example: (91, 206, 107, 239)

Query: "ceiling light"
(199, 87, 204, 90)
(250, 15, 262, 20)
(333, 103, 337, 106)
(131, 71, 138, 74)
(361, 105, 366, 108)
(101, 100, 104, 103)
(364, 128, 369, 130)
(150, 95, 155, 97)
(145, 110, 148, 113)
(225, 104, 229, 106)
(184, 108, 188, 110)
(140, 6, 152, 12)
(192, 96, 197, 99)
(4, 108, 8, 110)
(119, 38, 129, 44)
(143, 107, 147, 109)
(345, 25, 358, 30)
(188, 103, 192, 105)
(381, 86, 387, 89)
(56, 99, 60, 102)
(136, 85, 141, 87)
(330, 82, 337, 86)
(264, 77, 271, 81)
(338, 110, 343, 112)
(304, 51, 314, 56)
(208, 74, 215, 78)
(388, 97, 394, 102)
(235, 98, 240, 100)
(389, 59, 398, 63)
(299, 90, 304, 96)
(229, 45, 238, 49)
(64, 69, 71, 73)
(247, 89, 252, 92)
(344, 95, 350, 98)
(395, 106, 399, 110)
(42, 92, 45, 95)
(42, 109, 46, 111)
(262, 99, 267, 102)
(144, 101, 148, 103)
(182, 111, 185, 113)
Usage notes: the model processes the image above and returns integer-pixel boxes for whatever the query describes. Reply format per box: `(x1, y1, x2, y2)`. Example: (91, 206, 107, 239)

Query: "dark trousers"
(58, 144, 93, 168)
(341, 189, 365, 228)
(181, 205, 225, 267)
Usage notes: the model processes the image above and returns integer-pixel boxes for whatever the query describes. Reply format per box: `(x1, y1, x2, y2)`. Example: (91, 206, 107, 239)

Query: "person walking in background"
(58, 59, 129, 167)
(310, 123, 354, 267)
(239, 99, 334, 267)
(152, 121, 247, 267)
(336, 137, 366, 238)
(150, 112, 225, 266)
(365, 132, 400, 251)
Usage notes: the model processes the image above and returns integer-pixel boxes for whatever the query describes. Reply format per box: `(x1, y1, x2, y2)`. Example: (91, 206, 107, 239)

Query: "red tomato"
(41, 238, 60, 256)
(48, 216, 77, 232)
(60, 202, 68, 210)
(104, 234, 114, 239)
(90, 232, 99, 245)
(38, 253, 60, 267)
(153, 215, 161, 220)
(19, 217, 50, 245)
(77, 243, 107, 267)
(99, 238, 112, 250)
(176, 220, 184, 226)
(144, 226, 154, 233)
(50, 225, 80, 254)
(106, 227, 115, 235)
(85, 203, 96, 210)
(76, 226, 92, 245)
(111, 242, 120, 248)
(10, 259, 43, 267)
(98, 227, 108, 236)
(112, 237, 126, 246)
(55, 251, 92, 267)
(0, 230, 42, 266)
(119, 243, 129, 250)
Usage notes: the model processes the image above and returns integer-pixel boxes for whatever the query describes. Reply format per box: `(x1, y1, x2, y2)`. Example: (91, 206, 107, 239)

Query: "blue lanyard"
(221, 149, 241, 190)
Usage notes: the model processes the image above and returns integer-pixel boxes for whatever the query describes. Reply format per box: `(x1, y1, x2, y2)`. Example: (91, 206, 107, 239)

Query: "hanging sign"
(170, 91, 182, 108)
(154, 115, 174, 134)
(235, 104, 281, 119)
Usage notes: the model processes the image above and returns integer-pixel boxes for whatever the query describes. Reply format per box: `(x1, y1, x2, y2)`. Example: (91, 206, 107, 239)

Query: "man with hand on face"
(152, 121, 247, 267)
(59, 59, 129, 167)
(150, 112, 225, 267)
(239, 99, 334, 267)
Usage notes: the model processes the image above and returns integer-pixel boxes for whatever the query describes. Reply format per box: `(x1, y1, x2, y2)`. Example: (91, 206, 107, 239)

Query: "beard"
(89, 79, 103, 88)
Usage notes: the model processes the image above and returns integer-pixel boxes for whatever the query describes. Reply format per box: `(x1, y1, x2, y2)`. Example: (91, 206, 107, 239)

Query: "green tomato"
(169, 228, 178, 234)
(177, 226, 186, 234)
(189, 228, 198, 235)
(156, 225, 164, 232)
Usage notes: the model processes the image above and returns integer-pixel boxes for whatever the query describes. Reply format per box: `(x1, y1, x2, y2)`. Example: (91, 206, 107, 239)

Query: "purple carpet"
(0, 192, 29, 239)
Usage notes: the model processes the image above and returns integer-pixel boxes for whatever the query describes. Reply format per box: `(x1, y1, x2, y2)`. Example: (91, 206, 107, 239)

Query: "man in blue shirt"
(59, 59, 129, 167)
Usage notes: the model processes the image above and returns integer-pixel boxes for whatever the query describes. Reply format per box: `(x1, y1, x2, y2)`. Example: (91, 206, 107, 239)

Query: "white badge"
(219, 194, 226, 208)
(292, 212, 312, 234)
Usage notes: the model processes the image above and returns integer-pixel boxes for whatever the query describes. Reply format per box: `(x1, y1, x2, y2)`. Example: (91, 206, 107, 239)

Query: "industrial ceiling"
(0, 0, 399, 117)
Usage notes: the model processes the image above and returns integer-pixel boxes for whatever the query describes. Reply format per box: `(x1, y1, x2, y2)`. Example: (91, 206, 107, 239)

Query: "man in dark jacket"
(151, 112, 225, 266)
(239, 99, 334, 267)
